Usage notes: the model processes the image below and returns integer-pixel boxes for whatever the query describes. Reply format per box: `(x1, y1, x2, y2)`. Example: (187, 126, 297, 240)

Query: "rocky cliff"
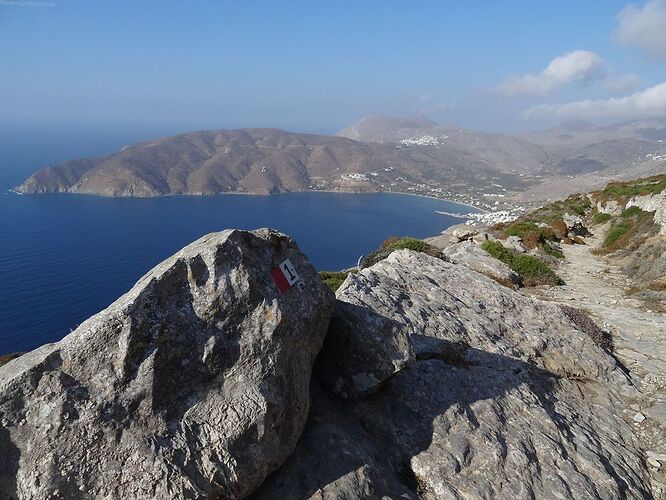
(0, 229, 656, 499)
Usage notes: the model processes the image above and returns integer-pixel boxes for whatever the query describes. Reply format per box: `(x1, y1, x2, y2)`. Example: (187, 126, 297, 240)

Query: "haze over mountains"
(16, 116, 666, 205)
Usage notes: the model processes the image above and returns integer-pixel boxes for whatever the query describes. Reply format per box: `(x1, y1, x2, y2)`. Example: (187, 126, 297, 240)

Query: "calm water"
(0, 191, 472, 354)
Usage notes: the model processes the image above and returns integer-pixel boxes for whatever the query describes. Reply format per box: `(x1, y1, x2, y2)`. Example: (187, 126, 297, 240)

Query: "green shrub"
(621, 206, 643, 218)
(511, 254, 564, 286)
(481, 240, 514, 261)
(481, 241, 563, 286)
(592, 212, 612, 225)
(599, 174, 666, 201)
(543, 241, 564, 259)
(363, 237, 442, 268)
(504, 221, 541, 238)
(388, 237, 432, 252)
(603, 223, 630, 247)
(318, 271, 349, 292)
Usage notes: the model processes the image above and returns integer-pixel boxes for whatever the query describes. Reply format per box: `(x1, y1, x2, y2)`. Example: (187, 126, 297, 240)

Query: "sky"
(1, 0, 665, 137)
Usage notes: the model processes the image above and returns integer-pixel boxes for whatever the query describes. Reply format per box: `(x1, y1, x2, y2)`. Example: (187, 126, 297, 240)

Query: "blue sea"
(0, 127, 473, 354)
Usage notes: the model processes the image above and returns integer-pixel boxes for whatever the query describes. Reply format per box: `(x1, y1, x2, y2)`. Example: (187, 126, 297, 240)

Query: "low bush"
(560, 305, 613, 352)
(481, 240, 513, 261)
(603, 223, 630, 247)
(543, 242, 564, 259)
(318, 271, 350, 292)
(511, 254, 564, 286)
(598, 174, 666, 202)
(621, 206, 642, 218)
(591, 212, 612, 225)
(481, 241, 563, 286)
(598, 207, 657, 253)
(363, 237, 442, 268)
(504, 221, 541, 238)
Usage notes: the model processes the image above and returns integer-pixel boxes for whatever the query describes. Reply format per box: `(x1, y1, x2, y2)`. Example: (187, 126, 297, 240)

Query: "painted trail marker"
(271, 258, 300, 293)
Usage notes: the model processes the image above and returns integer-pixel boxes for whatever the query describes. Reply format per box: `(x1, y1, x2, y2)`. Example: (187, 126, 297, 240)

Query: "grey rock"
(451, 226, 478, 242)
(597, 200, 623, 215)
(443, 240, 521, 286)
(501, 235, 525, 253)
(563, 213, 592, 236)
(627, 192, 666, 235)
(251, 382, 418, 500)
(316, 300, 414, 399)
(0, 229, 335, 499)
(471, 231, 495, 245)
(264, 250, 651, 499)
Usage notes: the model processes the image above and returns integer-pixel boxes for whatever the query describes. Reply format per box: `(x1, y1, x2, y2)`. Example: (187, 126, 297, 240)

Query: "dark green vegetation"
(542, 242, 564, 259)
(363, 236, 443, 268)
(481, 241, 563, 286)
(524, 193, 591, 223)
(318, 271, 350, 292)
(597, 174, 666, 203)
(560, 306, 613, 352)
(596, 208, 658, 254)
(491, 194, 590, 256)
(493, 193, 590, 239)
(591, 212, 612, 225)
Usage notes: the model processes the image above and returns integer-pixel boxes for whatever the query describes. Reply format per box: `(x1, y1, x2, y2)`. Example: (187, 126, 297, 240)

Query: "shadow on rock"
(253, 336, 567, 499)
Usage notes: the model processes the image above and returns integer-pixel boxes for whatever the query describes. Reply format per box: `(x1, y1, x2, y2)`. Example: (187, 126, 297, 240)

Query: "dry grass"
(0, 352, 23, 368)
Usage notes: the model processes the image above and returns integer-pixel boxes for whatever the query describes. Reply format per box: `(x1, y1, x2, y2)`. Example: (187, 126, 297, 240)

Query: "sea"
(0, 127, 475, 354)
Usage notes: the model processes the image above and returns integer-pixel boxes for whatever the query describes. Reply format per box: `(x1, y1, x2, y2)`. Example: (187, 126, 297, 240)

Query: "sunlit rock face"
(0, 228, 334, 499)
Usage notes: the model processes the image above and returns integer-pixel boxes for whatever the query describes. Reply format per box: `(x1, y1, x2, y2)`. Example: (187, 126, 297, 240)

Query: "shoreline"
(7, 187, 491, 213)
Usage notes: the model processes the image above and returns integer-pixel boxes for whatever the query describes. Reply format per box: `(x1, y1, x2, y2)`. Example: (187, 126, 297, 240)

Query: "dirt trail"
(528, 232, 666, 497)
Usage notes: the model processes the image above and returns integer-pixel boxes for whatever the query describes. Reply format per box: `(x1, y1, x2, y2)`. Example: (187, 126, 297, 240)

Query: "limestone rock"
(597, 199, 623, 215)
(563, 213, 591, 237)
(263, 250, 651, 499)
(251, 382, 418, 500)
(0, 229, 335, 499)
(443, 240, 520, 286)
(452, 226, 478, 241)
(471, 231, 495, 245)
(501, 235, 525, 253)
(316, 300, 414, 399)
(627, 191, 666, 235)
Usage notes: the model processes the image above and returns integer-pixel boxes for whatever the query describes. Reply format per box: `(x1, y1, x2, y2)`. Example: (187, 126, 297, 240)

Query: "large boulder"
(562, 213, 591, 237)
(0, 229, 335, 499)
(257, 250, 650, 499)
(316, 300, 414, 399)
(500, 235, 526, 253)
(443, 240, 521, 286)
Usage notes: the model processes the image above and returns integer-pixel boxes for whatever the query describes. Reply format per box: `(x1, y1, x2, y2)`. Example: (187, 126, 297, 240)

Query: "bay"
(0, 191, 473, 353)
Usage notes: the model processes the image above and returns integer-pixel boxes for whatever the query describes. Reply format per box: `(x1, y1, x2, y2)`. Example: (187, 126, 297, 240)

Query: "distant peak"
(336, 115, 441, 144)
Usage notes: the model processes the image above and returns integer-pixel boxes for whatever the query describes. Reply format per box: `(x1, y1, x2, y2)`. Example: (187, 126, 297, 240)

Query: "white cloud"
(524, 82, 666, 120)
(615, 0, 666, 59)
(602, 73, 641, 93)
(494, 50, 605, 96)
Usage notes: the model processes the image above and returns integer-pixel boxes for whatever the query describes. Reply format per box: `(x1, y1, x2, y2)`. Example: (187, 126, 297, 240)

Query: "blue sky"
(1, 0, 665, 135)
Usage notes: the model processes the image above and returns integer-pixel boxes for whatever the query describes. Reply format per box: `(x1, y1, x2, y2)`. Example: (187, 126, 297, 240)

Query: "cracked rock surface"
(0, 229, 334, 499)
(256, 250, 651, 499)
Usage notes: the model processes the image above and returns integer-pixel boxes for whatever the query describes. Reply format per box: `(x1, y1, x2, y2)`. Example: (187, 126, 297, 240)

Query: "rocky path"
(528, 234, 666, 497)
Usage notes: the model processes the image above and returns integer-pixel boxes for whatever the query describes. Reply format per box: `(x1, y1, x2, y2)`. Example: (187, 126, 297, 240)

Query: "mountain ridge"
(16, 118, 666, 206)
